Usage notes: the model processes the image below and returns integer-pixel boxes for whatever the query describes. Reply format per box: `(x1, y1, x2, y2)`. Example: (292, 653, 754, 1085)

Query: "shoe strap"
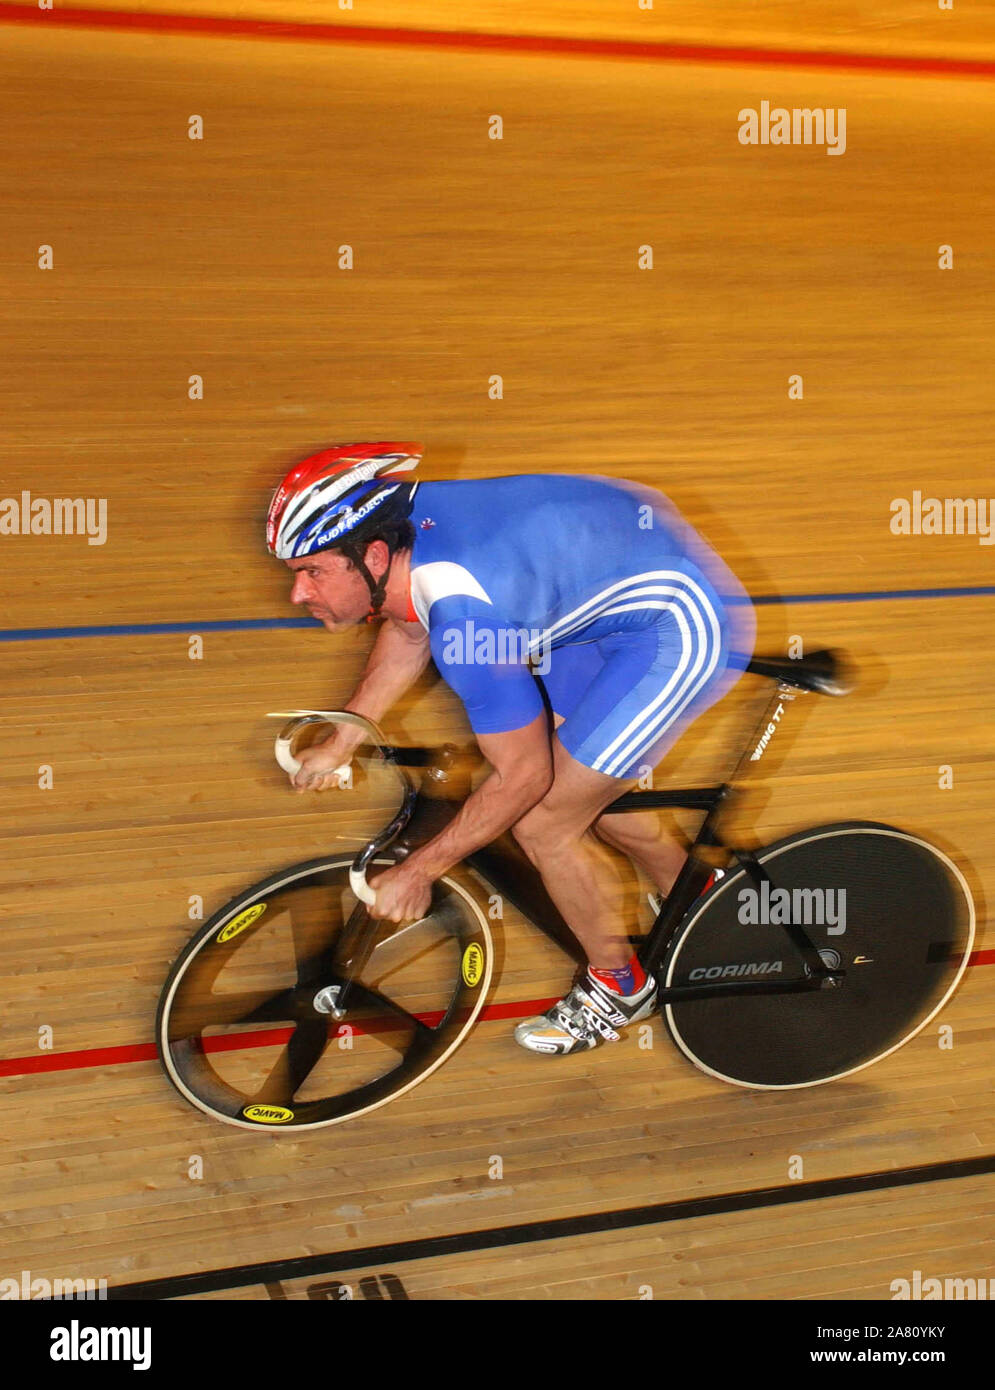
(554, 984, 622, 1044)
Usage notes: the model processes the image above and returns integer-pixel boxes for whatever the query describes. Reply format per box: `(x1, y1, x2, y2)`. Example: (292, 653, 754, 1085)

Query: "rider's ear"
(362, 538, 391, 576)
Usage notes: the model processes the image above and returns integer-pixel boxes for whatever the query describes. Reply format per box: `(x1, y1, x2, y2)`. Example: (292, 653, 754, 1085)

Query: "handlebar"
(266, 710, 418, 909)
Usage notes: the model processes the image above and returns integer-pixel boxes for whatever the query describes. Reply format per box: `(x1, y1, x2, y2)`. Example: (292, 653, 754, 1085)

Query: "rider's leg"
(520, 601, 746, 969)
(511, 735, 647, 970)
(515, 557, 754, 1051)
(511, 738, 660, 1054)
(592, 809, 687, 896)
(549, 714, 687, 896)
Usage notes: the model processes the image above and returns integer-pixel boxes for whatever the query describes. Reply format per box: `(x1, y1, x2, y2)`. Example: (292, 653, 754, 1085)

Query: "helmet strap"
(342, 542, 390, 621)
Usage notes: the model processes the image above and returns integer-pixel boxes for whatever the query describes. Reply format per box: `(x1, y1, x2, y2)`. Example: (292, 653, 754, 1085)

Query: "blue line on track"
(0, 617, 320, 642)
(0, 585, 992, 642)
(752, 584, 995, 605)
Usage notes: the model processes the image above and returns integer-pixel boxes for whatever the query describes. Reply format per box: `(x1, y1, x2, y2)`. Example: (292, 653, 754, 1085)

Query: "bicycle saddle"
(746, 648, 854, 696)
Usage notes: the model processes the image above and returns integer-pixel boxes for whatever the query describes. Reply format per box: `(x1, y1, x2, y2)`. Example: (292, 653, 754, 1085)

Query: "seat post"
(727, 680, 803, 785)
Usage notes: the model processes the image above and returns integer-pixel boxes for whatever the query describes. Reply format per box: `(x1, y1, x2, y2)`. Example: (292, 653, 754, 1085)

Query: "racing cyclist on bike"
(266, 442, 756, 1056)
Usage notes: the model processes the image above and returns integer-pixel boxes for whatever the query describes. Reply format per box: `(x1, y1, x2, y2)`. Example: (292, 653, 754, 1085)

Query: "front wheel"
(156, 856, 493, 1130)
(661, 822, 975, 1089)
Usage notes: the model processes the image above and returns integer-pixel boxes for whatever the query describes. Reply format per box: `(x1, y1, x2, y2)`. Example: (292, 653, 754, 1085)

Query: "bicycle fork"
(313, 751, 467, 1020)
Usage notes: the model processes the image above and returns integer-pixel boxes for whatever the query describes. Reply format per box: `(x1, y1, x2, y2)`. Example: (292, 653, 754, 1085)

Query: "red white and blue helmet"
(266, 442, 422, 560)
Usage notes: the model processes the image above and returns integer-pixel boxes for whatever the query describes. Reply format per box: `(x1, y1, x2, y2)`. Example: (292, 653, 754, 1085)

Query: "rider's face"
(286, 551, 371, 631)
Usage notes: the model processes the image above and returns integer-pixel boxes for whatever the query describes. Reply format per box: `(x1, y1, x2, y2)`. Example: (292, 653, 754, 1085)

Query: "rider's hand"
(290, 731, 360, 794)
(367, 862, 434, 923)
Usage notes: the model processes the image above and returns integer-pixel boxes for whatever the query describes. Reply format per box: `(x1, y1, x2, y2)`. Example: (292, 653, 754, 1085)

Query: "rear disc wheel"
(661, 823, 974, 1089)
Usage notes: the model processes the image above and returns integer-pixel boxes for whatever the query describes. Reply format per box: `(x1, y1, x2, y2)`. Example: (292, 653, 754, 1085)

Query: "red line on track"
(0, 996, 560, 1078)
(1, 4, 993, 80)
(1, 1041, 159, 1077)
(2, 954, 992, 1079)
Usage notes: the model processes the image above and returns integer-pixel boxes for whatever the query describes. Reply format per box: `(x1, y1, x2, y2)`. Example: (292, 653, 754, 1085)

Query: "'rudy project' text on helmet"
(266, 442, 422, 560)
(266, 442, 423, 619)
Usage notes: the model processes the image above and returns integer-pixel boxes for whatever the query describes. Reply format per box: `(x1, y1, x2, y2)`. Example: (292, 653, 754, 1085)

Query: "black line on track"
(107, 1151, 995, 1299)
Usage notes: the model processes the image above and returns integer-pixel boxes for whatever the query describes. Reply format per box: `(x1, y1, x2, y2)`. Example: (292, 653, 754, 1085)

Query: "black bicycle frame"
(374, 675, 844, 1006)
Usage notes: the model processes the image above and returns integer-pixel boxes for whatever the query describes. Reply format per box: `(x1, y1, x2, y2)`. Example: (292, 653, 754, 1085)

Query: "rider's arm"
(402, 604, 554, 879)
(400, 713, 554, 882)
(339, 617, 432, 746)
(292, 618, 431, 790)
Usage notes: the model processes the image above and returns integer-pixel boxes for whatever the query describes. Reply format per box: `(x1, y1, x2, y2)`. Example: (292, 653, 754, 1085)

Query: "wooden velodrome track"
(2, 1, 994, 1302)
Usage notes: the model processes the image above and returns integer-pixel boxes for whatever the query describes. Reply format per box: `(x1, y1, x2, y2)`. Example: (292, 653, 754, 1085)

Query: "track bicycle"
(156, 648, 976, 1130)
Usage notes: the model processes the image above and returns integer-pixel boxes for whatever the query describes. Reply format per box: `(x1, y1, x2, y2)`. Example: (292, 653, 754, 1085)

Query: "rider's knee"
(512, 802, 584, 863)
(511, 810, 543, 863)
(512, 804, 557, 862)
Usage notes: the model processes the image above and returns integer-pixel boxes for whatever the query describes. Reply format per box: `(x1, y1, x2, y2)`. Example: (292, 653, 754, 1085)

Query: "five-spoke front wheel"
(156, 856, 493, 1131)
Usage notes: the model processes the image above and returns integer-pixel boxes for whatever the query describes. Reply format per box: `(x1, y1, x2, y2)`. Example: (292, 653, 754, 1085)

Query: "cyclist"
(266, 442, 756, 1055)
